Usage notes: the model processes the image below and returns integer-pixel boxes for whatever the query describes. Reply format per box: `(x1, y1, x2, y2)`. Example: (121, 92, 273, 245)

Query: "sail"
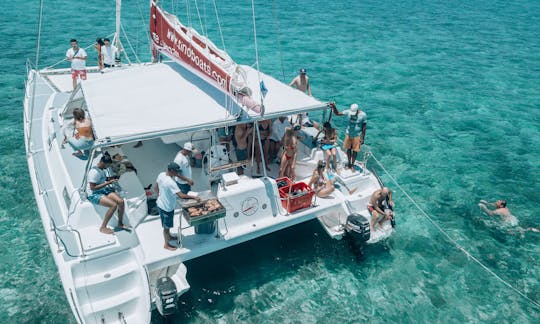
(150, 1, 245, 95)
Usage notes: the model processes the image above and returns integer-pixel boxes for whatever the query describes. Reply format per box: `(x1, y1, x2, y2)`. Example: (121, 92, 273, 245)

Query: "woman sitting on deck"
(278, 128, 298, 180)
(63, 108, 94, 159)
(308, 160, 335, 198)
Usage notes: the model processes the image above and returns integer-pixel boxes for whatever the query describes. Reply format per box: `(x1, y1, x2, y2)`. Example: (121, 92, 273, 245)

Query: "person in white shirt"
(155, 162, 200, 251)
(102, 38, 118, 68)
(87, 154, 127, 234)
(269, 117, 291, 161)
(174, 142, 195, 194)
(65, 39, 87, 90)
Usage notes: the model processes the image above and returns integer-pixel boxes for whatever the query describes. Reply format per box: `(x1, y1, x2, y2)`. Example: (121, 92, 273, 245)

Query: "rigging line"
(185, 0, 192, 27)
(136, 0, 152, 44)
(250, 0, 264, 106)
(368, 152, 540, 310)
(35, 0, 44, 69)
(211, 0, 226, 51)
(271, 0, 285, 81)
(193, 0, 206, 38)
(120, 23, 140, 64)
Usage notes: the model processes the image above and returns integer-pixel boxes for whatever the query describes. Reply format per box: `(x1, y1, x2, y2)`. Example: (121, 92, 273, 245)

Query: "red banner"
(150, 1, 232, 93)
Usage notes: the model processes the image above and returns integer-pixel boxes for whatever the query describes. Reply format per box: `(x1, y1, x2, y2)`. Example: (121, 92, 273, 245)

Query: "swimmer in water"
(479, 199, 511, 218)
(479, 200, 539, 233)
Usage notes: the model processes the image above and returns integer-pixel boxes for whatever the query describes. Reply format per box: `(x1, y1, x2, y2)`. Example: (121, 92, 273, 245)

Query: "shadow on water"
(150, 219, 392, 322)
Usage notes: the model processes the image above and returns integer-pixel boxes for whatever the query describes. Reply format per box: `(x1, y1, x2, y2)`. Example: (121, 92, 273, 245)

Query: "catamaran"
(24, 1, 393, 322)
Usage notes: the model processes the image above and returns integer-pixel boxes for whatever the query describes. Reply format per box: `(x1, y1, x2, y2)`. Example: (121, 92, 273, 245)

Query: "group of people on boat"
(66, 38, 118, 89)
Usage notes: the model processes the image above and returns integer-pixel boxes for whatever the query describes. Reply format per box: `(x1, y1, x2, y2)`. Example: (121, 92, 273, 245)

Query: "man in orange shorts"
(331, 102, 367, 171)
(66, 39, 87, 90)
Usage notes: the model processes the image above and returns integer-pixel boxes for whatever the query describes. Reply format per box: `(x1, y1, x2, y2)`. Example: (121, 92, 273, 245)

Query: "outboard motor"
(155, 277, 178, 317)
(345, 213, 371, 242)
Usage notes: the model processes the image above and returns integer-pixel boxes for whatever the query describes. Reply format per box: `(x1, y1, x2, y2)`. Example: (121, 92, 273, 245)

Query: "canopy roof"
(75, 62, 326, 146)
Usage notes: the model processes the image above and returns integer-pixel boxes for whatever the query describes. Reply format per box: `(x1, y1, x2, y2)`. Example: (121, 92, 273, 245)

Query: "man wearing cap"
(289, 68, 312, 96)
(155, 162, 200, 251)
(174, 142, 195, 194)
(331, 102, 367, 171)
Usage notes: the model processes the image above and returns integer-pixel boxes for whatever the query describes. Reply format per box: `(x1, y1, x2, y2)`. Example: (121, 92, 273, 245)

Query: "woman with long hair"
(316, 121, 339, 174)
(278, 128, 298, 180)
(63, 108, 94, 159)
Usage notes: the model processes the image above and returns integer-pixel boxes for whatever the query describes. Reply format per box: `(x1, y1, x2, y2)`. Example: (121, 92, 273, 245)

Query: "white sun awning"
(77, 62, 327, 145)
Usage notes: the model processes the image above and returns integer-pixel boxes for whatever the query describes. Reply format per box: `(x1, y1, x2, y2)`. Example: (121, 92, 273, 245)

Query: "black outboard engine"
(155, 277, 178, 317)
(345, 213, 371, 242)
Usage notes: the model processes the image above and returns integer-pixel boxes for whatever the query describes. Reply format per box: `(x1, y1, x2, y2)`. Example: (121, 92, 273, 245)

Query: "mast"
(115, 0, 121, 63)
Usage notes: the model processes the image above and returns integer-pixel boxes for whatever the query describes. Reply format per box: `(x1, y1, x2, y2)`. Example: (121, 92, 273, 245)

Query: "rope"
(136, 0, 152, 44)
(211, 0, 226, 51)
(193, 0, 206, 38)
(35, 0, 44, 69)
(250, 0, 264, 108)
(368, 152, 540, 309)
(121, 23, 141, 64)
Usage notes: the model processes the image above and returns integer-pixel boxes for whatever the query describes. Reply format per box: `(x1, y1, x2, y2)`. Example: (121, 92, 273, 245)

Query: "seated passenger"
(87, 153, 128, 234)
(315, 122, 339, 174)
(236, 87, 261, 113)
(367, 187, 394, 232)
(279, 128, 298, 180)
(308, 160, 335, 198)
(155, 162, 200, 251)
(105, 146, 137, 176)
(63, 108, 94, 159)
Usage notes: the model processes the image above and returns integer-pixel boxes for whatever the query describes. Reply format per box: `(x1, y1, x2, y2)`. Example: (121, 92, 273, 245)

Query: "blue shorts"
(321, 144, 334, 151)
(176, 183, 191, 194)
(88, 187, 114, 205)
(158, 207, 174, 229)
(236, 148, 248, 161)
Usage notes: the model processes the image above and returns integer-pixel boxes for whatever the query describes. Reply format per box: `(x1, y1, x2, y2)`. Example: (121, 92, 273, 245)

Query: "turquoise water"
(1, 0, 539, 322)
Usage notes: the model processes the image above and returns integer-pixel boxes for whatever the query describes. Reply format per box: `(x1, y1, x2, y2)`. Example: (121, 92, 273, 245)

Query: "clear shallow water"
(1, 0, 539, 322)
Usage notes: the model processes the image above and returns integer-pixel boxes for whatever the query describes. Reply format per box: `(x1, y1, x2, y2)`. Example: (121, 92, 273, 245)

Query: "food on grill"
(186, 199, 224, 217)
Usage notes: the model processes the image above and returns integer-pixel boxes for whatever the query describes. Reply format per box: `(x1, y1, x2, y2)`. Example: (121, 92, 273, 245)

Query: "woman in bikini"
(308, 160, 335, 198)
(279, 128, 298, 180)
(316, 122, 340, 174)
(63, 108, 95, 159)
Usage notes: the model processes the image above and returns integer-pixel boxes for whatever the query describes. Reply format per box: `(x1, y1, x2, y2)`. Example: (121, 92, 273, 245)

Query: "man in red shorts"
(66, 39, 87, 90)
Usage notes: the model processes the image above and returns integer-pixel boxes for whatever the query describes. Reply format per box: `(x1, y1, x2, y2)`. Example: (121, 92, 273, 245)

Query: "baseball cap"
(167, 161, 181, 173)
(299, 68, 306, 74)
(350, 103, 359, 112)
(183, 142, 195, 151)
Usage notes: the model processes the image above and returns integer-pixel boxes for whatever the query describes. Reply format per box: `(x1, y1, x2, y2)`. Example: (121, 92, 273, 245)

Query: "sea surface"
(1, 0, 539, 322)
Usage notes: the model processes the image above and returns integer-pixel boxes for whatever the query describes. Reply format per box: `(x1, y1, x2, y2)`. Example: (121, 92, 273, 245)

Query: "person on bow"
(66, 39, 87, 90)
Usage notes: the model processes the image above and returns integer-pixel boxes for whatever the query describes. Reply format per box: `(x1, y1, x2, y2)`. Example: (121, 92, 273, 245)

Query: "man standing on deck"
(234, 123, 252, 175)
(174, 142, 195, 194)
(102, 38, 118, 68)
(289, 68, 312, 96)
(331, 102, 367, 171)
(155, 162, 200, 251)
(66, 39, 87, 90)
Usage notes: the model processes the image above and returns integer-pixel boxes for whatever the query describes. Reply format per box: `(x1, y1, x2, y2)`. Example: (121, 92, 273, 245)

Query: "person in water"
(479, 199, 512, 218)
(289, 68, 312, 96)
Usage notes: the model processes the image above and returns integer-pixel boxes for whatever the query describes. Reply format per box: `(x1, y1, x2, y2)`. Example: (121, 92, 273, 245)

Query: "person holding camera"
(87, 153, 127, 234)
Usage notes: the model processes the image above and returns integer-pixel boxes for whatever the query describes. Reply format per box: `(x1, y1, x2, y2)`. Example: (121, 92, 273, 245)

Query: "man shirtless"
(234, 123, 252, 175)
(289, 68, 312, 96)
(368, 187, 394, 231)
(479, 200, 512, 219)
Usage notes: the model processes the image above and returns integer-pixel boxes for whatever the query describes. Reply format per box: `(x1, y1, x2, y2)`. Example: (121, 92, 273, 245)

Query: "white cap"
(350, 103, 359, 112)
(183, 142, 195, 151)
